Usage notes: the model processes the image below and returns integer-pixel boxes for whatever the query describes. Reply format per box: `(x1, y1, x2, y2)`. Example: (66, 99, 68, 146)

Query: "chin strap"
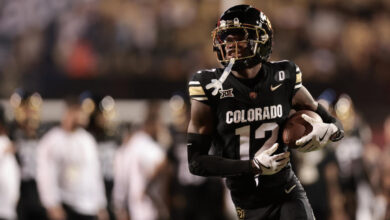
(206, 58, 235, 96)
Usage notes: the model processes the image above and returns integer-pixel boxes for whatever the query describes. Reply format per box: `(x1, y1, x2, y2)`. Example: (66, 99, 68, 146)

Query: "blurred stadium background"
(0, 0, 389, 219)
(1, 0, 389, 136)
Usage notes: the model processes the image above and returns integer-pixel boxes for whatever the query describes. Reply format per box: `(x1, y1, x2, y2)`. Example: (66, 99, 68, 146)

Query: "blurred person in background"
(166, 94, 227, 220)
(36, 97, 107, 220)
(0, 104, 20, 220)
(332, 94, 374, 220)
(113, 101, 169, 220)
(8, 89, 48, 220)
(82, 92, 120, 220)
(293, 90, 347, 220)
(111, 122, 133, 220)
(187, 5, 344, 220)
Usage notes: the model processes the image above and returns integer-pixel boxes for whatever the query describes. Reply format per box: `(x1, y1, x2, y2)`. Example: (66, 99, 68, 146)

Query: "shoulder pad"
(268, 60, 302, 91)
(270, 60, 303, 91)
(188, 68, 221, 105)
(190, 69, 220, 87)
(269, 60, 294, 69)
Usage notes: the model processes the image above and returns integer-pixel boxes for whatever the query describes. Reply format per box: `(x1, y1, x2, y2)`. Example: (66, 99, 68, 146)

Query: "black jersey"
(188, 60, 303, 208)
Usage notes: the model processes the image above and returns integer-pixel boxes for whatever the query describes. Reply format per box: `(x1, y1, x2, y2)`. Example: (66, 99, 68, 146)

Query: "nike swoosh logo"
(285, 184, 296, 194)
(270, 84, 282, 91)
(319, 128, 329, 142)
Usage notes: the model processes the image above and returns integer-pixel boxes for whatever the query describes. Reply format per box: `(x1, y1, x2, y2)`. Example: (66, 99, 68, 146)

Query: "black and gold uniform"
(187, 4, 343, 220)
(188, 61, 312, 211)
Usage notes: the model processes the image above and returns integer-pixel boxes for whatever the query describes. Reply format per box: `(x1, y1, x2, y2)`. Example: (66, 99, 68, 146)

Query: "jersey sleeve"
(188, 70, 214, 106)
(292, 62, 303, 95)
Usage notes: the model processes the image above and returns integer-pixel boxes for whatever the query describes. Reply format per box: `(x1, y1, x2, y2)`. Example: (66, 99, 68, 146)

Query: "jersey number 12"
(235, 122, 279, 160)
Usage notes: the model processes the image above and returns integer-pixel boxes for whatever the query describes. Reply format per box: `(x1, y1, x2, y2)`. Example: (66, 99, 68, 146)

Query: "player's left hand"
(295, 114, 338, 152)
(252, 143, 290, 175)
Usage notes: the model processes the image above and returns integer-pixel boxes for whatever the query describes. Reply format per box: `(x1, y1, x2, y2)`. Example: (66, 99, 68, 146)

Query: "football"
(282, 110, 322, 149)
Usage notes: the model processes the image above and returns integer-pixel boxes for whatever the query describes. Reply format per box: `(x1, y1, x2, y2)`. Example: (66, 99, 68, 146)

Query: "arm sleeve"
(187, 133, 253, 177)
(315, 103, 345, 141)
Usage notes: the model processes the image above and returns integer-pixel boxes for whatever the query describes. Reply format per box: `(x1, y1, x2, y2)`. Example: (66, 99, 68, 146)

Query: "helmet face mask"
(212, 5, 273, 70)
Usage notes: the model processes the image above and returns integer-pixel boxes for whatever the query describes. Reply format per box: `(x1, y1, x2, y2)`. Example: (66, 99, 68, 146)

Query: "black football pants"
(234, 176, 315, 220)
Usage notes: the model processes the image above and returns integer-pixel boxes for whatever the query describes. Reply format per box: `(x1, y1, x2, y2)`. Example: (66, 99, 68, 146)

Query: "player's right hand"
(252, 143, 290, 175)
(295, 114, 338, 152)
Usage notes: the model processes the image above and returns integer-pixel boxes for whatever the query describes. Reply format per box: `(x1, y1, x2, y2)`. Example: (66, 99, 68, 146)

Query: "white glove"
(252, 143, 290, 175)
(295, 114, 338, 152)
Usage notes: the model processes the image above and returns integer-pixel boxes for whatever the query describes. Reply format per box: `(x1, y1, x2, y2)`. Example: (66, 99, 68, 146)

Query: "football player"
(187, 5, 344, 220)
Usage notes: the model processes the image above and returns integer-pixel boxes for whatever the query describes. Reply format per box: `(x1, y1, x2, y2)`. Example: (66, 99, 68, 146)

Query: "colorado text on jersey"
(226, 104, 283, 124)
